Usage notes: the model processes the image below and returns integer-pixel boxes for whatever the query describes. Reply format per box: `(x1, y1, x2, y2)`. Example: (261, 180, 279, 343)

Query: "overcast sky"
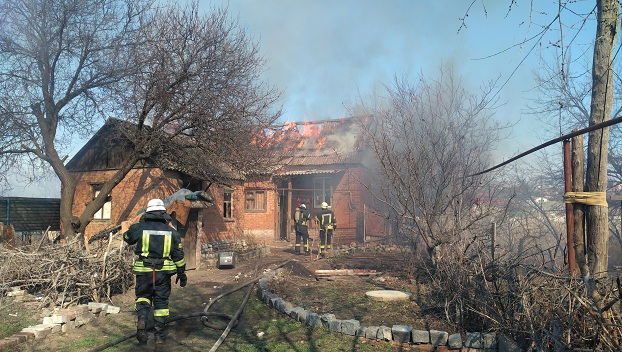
(4, 0, 600, 197)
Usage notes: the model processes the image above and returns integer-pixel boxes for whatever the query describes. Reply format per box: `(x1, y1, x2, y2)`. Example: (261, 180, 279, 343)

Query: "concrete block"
(378, 326, 392, 341)
(320, 313, 336, 328)
(87, 302, 108, 313)
(430, 329, 449, 346)
(62, 319, 76, 333)
(364, 326, 380, 339)
(43, 323, 61, 334)
(289, 307, 305, 320)
(22, 325, 52, 339)
(328, 319, 342, 333)
(412, 329, 429, 343)
(306, 313, 322, 327)
(341, 319, 361, 336)
(43, 315, 68, 324)
(448, 333, 462, 349)
(295, 309, 309, 323)
(106, 305, 121, 314)
(268, 296, 279, 309)
(56, 309, 77, 321)
(75, 311, 94, 327)
(391, 325, 412, 343)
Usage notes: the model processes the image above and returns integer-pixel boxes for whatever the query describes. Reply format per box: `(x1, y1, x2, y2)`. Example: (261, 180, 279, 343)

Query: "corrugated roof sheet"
(269, 117, 369, 175)
(276, 168, 343, 176)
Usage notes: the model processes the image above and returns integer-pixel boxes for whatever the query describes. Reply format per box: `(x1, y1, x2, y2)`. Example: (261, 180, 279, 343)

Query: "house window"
(223, 190, 233, 219)
(313, 177, 332, 208)
(92, 184, 111, 220)
(245, 190, 266, 212)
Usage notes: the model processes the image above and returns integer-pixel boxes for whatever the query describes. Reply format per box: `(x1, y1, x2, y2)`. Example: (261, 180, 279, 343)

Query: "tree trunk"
(585, 0, 619, 280)
(572, 134, 589, 277)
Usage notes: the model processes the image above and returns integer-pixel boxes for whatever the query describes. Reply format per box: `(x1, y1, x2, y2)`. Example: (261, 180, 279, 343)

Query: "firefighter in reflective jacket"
(317, 202, 336, 256)
(294, 203, 310, 255)
(123, 198, 187, 344)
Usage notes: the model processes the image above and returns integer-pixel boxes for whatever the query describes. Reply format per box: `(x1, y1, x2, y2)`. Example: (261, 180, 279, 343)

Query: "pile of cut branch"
(0, 229, 134, 308)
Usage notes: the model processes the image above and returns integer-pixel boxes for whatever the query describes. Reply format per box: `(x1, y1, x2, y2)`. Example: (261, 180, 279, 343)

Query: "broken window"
(92, 184, 111, 220)
(245, 190, 266, 212)
(223, 189, 233, 219)
(313, 177, 332, 208)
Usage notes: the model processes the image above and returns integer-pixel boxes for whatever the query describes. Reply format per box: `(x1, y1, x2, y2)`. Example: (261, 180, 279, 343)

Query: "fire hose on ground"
(89, 259, 294, 352)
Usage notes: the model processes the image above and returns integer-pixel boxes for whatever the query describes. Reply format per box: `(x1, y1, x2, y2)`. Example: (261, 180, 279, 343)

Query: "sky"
(4, 0, 601, 197)
(204, 0, 599, 158)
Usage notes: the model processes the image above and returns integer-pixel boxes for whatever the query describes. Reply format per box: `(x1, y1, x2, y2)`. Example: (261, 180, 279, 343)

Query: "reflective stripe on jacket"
(123, 211, 185, 275)
(317, 209, 336, 230)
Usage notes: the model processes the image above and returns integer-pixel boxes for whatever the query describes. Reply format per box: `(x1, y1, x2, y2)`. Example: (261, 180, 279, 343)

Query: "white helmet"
(321, 202, 328, 209)
(300, 204, 306, 209)
(146, 198, 166, 212)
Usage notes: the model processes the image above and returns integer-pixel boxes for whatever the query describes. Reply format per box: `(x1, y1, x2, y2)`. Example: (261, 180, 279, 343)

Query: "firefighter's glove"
(333, 224, 337, 230)
(176, 266, 187, 287)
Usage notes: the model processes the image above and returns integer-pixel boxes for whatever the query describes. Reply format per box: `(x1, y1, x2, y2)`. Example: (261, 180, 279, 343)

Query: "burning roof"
(264, 117, 368, 173)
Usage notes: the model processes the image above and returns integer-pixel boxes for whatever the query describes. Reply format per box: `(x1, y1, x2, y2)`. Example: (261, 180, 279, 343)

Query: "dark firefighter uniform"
(294, 204, 311, 254)
(123, 201, 186, 344)
(317, 202, 336, 255)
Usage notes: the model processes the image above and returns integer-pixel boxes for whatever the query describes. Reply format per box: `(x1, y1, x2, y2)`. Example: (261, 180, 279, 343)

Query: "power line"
(469, 114, 622, 177)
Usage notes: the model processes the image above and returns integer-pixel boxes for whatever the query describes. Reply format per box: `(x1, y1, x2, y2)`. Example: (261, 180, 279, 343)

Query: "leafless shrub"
(0, 229, 133, 308)
(424, 236, 622, 351)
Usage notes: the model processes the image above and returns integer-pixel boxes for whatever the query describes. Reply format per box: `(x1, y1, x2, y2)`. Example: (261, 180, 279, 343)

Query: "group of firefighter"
(293, 201, 336, 257)
(120, 197, 337, 345)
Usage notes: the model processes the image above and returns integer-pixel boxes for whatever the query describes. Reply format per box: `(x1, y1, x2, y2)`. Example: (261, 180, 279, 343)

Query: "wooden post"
(563, 140, 577, 275)
(287, 180, 293, 242)
(572, 133, 588, 277)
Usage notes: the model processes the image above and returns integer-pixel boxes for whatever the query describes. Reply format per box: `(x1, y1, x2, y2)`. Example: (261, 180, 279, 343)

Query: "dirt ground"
(15, 240, 456, 351)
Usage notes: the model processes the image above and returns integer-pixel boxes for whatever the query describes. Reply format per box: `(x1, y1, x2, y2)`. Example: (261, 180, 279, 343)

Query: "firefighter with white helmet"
(123, 198, 186, 344)
(317, 201, 336, 257)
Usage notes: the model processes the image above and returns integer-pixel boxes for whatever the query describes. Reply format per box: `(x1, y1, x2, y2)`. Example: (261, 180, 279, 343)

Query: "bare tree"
(0, 0, 281, 243)
(529, 1, 620, 281)
(584, 0, 619, 280)
(354, 67, 508, 264)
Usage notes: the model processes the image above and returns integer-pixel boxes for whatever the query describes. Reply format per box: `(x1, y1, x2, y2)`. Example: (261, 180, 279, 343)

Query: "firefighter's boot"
(154, 321, 166, 344)
(136, 318, 147, 343)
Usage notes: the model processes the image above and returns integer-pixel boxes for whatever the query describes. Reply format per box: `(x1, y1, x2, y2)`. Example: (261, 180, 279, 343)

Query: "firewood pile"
(0, 228, 134, 308)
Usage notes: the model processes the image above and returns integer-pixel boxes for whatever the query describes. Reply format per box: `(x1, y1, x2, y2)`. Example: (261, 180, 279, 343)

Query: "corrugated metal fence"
(0, 197, 61, 232)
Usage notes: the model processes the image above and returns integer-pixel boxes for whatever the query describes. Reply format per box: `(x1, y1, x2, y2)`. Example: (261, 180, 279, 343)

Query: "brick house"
(67, 117, 385, 267)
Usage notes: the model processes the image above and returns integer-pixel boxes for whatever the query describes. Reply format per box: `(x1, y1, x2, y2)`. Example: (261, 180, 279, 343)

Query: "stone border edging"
(256, 268, 523, 352)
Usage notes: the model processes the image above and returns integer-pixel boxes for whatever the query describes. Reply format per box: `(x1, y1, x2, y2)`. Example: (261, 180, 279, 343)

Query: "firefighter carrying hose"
(317, 202, 336, 257)
(123, 198, 187, 344)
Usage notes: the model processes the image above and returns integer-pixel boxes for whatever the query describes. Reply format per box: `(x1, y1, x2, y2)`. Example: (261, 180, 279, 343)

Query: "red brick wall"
(242, 179, 276, 245)
(200, 182, 243, 245)
(71, 168, 182, 238)
(200, 179, 277, 248)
